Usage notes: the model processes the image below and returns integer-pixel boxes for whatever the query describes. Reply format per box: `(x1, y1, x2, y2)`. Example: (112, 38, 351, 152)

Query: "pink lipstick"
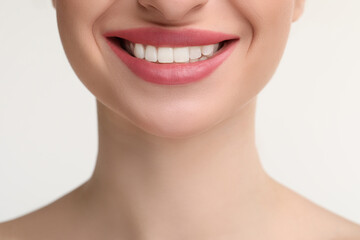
(104, 27, 239, 85)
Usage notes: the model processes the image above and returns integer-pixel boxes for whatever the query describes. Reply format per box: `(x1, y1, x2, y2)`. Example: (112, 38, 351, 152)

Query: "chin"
(119, 102, 227, 140)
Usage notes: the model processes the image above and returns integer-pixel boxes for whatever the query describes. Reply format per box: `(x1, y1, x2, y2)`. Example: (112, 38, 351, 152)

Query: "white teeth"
(213, 43, 220, 52)
(174, 47, 190, 63)
(201, 44, 216, 56)
(189, 46, 202, 60)
(158, 47, 174, 63)
(126, 41, 222, 63)
(134, 43, 145, 59)
(145, 45, 157, 62)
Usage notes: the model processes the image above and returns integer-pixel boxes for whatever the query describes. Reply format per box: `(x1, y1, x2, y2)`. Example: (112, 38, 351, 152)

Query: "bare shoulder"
(275, 182, 360, 240)
(0, 218, 23, 240)
(313, 206, 360, 240)
(0, 185, 86, 240)
(0, 204, 63, 240)
(0, 220, 13, 240)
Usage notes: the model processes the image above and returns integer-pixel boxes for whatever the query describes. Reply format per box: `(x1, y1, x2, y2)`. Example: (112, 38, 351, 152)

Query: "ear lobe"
(292, 0, 306, 22)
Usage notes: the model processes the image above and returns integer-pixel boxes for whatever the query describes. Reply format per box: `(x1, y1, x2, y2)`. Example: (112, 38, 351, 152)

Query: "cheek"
(227, 0, 294, 106)
(56, 0, 116, 104)
(249, 0, 294, 66)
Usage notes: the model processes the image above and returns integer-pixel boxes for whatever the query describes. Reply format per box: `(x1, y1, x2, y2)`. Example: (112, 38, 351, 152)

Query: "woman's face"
(53, 0, 305, 138)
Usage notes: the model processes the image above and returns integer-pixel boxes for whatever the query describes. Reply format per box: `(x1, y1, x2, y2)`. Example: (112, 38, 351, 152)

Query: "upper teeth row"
(126, 41, 221, 63)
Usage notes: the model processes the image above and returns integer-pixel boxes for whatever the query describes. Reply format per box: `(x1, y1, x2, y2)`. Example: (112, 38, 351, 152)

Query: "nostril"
(137, 0, 157, 12)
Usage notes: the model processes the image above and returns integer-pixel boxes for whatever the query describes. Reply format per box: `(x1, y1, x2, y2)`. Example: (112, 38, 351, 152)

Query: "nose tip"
(137, 0, 208, 23)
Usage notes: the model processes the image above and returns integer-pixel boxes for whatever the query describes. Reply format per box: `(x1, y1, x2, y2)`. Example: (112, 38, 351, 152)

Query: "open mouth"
(106, 37, 230, 64)
(103, 27, 240, 85)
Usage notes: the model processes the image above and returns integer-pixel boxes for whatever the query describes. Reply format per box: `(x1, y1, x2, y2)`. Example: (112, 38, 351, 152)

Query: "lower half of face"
(55, 0, 301, 139)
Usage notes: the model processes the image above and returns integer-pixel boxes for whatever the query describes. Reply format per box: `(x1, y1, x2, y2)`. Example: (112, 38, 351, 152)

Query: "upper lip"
(103, 27, 240, 47)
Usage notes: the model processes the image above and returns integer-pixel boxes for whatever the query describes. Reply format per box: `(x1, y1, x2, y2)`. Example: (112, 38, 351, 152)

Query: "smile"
(104, 27, 239, 85)
(109, 38, 225, 64)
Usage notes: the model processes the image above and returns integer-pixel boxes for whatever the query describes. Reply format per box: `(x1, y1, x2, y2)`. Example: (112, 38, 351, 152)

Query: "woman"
(1, 0, 360, 239)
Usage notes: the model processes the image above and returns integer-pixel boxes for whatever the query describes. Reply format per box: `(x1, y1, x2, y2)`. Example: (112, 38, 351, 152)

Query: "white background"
(1, 0, 359, 224)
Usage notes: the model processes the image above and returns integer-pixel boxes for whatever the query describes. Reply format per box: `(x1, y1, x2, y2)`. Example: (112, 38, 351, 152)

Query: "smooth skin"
(1, 0, 360, 239)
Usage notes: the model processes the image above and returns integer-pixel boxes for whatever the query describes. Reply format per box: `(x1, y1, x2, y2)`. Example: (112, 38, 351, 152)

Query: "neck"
(81, 98, 280, 239)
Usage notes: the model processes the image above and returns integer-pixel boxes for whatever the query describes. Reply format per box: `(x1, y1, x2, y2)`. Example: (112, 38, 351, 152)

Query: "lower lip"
(106, 39, 239, 85)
